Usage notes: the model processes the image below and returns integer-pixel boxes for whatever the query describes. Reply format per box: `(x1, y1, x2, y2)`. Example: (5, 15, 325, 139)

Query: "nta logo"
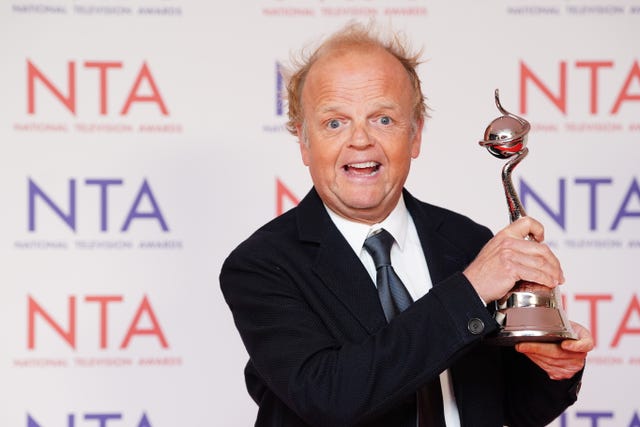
(520, 176, 640, 231)
(520, 60, 640, 115)
(28, 177, 169, 232)
(28, 294, 169, 350)
(27, 60, 168, 116)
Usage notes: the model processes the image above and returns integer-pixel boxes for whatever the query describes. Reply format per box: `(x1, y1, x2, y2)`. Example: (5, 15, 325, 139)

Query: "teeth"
(349, 161, 378, 169)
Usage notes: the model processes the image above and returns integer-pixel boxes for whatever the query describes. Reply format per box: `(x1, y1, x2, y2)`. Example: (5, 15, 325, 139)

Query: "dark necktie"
(363, 229, 412, 322)
(364, 229, 446, 427)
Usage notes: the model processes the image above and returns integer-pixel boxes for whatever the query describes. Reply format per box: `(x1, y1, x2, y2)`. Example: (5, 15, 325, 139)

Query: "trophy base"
(489, 306, 579, 346)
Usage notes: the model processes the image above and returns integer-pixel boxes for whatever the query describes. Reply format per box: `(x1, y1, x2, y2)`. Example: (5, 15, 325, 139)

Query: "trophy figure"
(479, 89, 578, 345)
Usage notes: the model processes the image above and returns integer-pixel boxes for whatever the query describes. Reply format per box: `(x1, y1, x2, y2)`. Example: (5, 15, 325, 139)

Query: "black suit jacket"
(220, 188, 581, 426)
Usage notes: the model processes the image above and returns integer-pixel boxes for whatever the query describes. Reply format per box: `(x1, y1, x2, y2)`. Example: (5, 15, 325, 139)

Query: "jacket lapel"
(296, 189, 387, 334)
(404, 190, 469, 286)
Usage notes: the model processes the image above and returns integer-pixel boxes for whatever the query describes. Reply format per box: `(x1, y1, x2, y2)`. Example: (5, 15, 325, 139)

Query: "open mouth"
(343, 161, 381, 175)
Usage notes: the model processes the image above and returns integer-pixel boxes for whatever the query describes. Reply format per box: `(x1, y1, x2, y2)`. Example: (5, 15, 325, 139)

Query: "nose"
(349, 122, 372, 148)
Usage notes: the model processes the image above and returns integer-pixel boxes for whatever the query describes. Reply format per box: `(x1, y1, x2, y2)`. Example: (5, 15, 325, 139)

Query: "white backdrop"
(1, 0, 639, 426)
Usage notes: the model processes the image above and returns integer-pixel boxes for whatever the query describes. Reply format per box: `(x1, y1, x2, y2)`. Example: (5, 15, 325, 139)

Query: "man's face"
(298, 47, 423, 224)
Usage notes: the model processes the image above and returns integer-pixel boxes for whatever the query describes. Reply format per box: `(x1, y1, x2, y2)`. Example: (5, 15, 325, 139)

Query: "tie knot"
(363, 229, 395, 268)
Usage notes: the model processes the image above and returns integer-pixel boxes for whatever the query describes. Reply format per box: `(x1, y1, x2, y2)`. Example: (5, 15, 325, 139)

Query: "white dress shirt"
(325, 195, 461, 427)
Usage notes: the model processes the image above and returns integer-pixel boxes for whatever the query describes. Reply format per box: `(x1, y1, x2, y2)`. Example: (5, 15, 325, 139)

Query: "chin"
(344, 197, 387, 214)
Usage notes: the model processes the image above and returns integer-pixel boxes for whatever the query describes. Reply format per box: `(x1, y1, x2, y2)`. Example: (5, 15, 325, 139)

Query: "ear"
(297, 124, 311, 166)
(410, 118, 424, 159)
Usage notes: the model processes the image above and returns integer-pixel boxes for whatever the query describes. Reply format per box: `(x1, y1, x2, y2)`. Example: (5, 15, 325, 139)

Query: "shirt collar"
(325, 195, 410, 255)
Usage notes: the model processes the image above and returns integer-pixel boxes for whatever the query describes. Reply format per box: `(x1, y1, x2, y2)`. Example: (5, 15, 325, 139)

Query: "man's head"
(286, 22, 426, 138)
(286, 22, 426, 224)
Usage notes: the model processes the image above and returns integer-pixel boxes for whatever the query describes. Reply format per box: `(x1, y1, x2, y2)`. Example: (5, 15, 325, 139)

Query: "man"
(220, 22, 593, 426)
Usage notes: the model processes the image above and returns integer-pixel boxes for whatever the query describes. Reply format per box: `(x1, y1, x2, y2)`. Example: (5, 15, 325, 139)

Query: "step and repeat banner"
(1, 1, 638, 426)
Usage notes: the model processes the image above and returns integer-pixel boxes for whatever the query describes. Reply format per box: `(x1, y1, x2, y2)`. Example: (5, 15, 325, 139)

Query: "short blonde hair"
(284, 21, 427, 137)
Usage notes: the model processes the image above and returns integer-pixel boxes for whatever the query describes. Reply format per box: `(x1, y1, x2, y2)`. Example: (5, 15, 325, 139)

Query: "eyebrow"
(316, 105, 342, 114)
(316, 101, 401, 114)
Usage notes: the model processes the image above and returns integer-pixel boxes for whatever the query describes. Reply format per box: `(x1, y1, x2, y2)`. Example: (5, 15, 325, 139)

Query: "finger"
(508, 257, 564, 289)
(491, 246, 563, 290)
(519, 348, 586, 367)
(516, 342, 586, 362)
(511, 259, 563, 288)
(517, 342, 588, 369)
(508, 217, 546, 242)
(526, 353, 586, 378)
(560, 338, 593, 353)
(492, 231, 564, 285)
(515, 319, 593, 383)
(560, 322, 595, 352)
(516, 342, 564, 357)
(518, 348, 586, 380)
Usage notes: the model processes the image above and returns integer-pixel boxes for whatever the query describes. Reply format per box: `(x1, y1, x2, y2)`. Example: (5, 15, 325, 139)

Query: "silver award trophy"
(479, 89, 578, 345)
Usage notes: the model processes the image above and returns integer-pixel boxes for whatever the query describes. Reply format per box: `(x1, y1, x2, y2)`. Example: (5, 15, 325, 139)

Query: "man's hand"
(463, 217, 564, 303)
(515, 322, 594, 380)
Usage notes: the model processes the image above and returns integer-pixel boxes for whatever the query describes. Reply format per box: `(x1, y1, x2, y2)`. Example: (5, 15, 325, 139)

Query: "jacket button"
(468, 318, 485, 335)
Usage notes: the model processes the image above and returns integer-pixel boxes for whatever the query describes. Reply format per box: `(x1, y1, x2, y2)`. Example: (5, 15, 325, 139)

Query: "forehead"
(302, 46, 413, 108)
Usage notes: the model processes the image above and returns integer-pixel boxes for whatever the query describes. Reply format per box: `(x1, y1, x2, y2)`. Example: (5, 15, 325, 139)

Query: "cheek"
(313, 151, 340, 174)
(386, 141, 414, 164)
(306, 140, 342, 169)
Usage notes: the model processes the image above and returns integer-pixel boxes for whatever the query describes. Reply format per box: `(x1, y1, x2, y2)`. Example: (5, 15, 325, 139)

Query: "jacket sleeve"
(220, 232, 498, 426)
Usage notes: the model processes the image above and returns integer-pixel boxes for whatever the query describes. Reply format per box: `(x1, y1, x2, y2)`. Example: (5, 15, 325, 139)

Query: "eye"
(379, 116, 392, 125)
(328, 119, 341, 129)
